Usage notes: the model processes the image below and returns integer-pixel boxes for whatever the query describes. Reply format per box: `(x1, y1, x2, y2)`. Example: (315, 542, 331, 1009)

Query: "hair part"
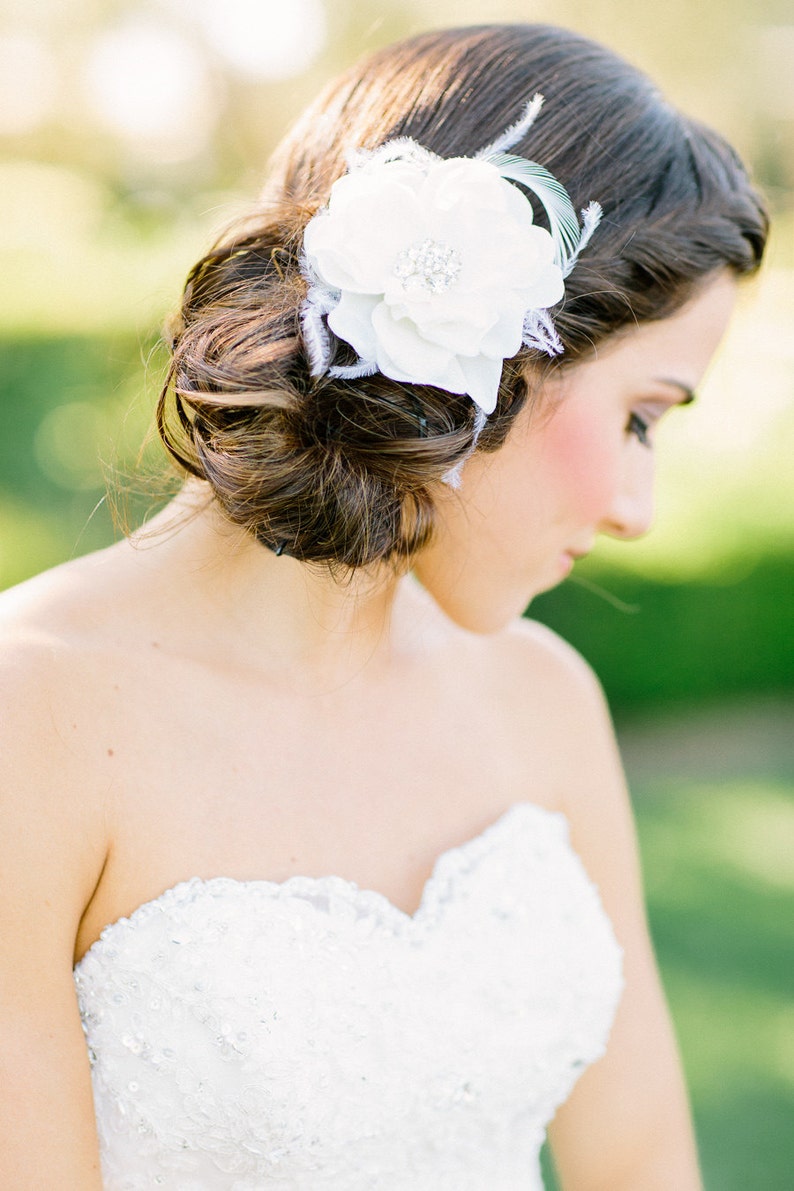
(158, 23, 768, 570)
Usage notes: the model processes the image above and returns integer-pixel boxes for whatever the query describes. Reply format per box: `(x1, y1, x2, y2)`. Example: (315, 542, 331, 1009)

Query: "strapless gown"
(73, 802, 623, 1190)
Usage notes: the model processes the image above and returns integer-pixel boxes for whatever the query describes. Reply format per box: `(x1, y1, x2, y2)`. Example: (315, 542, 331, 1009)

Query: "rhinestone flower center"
(393, 238, 462, 294)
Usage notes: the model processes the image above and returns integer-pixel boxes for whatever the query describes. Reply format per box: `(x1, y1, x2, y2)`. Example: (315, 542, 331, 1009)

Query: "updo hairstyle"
(157, 24, 767, 569)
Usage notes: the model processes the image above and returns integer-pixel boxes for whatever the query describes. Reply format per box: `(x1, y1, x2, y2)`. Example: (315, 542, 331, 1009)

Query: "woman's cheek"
(540, 401, 618, 521)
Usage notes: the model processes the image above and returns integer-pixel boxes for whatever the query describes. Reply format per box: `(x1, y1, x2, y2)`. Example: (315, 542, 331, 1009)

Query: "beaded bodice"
(74, 802, 623, 1189)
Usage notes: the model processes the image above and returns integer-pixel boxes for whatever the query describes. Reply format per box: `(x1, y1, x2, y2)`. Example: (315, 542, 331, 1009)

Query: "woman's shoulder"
(0, 541, 131, 640)
(402, 582, 613, 765)
(482, 614, 610, 729)
(0, 557, 117, 935)
(0, 539, 160, 686)
(0, 546, 138, 782)
(499, 615, 601, 684)
(466, 615, 620, 816)
(0, 558, 93, 701)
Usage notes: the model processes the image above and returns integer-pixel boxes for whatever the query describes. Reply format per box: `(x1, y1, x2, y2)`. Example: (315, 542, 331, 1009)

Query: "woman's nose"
(600, 448, 656, 541)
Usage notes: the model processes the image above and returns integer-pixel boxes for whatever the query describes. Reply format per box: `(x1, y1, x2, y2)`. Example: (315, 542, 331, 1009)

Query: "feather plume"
(475, 94, 544, 159)
(522, 308, 564, 356)
(350, 139, 440, 172)
(562, 201, 603, 277)
(301, 296, 333, 377)
(441, 406, 488, 488)
(486, 153, 581, 268)
(328, 360, 379, 380)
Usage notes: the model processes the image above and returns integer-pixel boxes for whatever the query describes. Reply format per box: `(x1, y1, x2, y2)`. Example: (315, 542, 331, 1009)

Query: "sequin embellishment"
(393, 238, 463, 293)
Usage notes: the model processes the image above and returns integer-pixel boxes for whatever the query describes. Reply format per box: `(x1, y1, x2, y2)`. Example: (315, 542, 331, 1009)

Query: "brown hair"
(157, 24, 768, 569)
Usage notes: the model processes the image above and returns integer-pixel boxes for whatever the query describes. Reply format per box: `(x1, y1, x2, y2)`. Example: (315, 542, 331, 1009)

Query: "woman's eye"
(627, 411, 651, 446)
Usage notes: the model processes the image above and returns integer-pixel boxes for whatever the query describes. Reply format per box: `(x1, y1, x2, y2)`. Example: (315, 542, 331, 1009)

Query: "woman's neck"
(124, 488, 426, 691)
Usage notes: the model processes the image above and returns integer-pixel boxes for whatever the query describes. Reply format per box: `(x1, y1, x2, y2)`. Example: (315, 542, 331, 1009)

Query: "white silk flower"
(302, 156, 565, 415)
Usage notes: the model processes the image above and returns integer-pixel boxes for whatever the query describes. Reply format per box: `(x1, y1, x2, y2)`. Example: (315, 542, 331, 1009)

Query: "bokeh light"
(34, 401, 110, 491)
(83, 17, 220, 161)
(192, 0, 328, 80)
(0, 31, 58, 135)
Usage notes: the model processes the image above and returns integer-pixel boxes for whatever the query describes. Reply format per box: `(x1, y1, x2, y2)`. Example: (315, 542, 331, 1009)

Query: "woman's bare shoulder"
(0, 560, 97, 707)
(500, 614, 602, 683)
(0, 547, 135, 815)
(470, 615, 621, 815)
(402, 579, 600, 693)
(482, 615, 611, 729)
(0, 558, 120, 957)
(0, 541, 134, 642)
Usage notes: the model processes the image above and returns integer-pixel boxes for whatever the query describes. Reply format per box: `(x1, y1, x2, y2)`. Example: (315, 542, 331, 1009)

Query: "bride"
(0, 23, 766, 1191)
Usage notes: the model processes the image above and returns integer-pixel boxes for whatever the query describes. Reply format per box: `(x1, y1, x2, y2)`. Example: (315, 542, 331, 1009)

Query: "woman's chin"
(423, 581, 550, 636)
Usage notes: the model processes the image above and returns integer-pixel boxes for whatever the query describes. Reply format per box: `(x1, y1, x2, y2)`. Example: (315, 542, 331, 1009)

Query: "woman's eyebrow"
(654, 378, 696, 405)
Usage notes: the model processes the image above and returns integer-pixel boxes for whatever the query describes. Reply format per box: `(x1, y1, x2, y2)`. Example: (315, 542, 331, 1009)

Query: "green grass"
(638, 777, 794, 1189)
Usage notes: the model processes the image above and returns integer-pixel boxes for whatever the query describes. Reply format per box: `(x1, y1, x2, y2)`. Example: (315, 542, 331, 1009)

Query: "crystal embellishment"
(393, 238, 463, 293)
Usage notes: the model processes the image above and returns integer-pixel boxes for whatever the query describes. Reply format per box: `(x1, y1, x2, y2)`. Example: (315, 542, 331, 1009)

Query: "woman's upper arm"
(0, 636, 107, 1189)
(510, 621, 702, 1190)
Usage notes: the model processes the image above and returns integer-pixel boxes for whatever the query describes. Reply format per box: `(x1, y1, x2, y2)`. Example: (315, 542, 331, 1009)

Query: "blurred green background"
(1, 1, 792, 1186)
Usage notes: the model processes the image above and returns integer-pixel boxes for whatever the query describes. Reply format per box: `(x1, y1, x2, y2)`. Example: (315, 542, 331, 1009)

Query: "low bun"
(157, 209, 519, 569)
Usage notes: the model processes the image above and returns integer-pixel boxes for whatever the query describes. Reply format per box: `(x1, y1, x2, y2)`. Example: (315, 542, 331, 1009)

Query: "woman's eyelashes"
(626, 411, 651, 446)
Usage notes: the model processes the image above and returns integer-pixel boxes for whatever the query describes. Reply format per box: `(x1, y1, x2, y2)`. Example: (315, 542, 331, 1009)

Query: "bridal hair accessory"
(299, 94, 602, 418)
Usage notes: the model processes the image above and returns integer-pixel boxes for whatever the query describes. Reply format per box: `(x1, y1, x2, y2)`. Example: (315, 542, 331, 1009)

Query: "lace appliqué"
(74, 803, 623, 1190)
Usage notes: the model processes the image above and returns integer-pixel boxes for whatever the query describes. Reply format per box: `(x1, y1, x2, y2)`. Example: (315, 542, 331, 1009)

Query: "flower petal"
(476, 299, 529, 360)
(401, 299, 501, 354)
(456, 353, 504, 414)
(371, 304, 456, 386)
(327, 292, 380, 362)
(305, 168, 425, 293)
(520, 258, 565, 309)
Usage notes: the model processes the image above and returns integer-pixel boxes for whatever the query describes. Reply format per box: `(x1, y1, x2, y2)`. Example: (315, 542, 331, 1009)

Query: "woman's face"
(413, 272, 738, 633)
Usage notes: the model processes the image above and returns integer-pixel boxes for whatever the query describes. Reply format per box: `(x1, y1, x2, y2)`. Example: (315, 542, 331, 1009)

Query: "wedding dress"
(74, 802, 623, 1189)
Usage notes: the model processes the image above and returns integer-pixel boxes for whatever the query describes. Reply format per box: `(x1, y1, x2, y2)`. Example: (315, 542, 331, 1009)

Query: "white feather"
(441, 406, 488, 488)
(328, 360, 379, 380)
(351, 138, 440, 172)
(522, 308, 564, 356)
(301, 294, 333, 377)
(475, 94, 544, 159)
(486, 153, 581, 268)
(562, 201, 603, 277)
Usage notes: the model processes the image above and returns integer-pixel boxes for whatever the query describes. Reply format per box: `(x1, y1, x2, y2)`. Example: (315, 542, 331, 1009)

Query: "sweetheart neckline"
(74, 800, 567, 971)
